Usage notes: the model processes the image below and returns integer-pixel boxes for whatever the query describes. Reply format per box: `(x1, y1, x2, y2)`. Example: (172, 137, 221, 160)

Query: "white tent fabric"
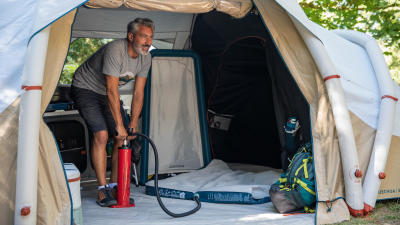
(0, 0, 86, 114)
(274, 0, 400, 136)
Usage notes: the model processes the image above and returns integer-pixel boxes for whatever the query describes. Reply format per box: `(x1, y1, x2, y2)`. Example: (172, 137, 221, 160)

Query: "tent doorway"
(192, 11, 311, 169)
(206, 36, 282, 168)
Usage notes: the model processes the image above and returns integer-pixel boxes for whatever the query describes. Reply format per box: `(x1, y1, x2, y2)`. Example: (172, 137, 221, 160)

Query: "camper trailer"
(1, 0, 400, 225)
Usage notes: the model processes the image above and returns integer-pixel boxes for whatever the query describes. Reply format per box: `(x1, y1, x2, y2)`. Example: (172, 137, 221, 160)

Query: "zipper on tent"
(309, 111, 318, 225)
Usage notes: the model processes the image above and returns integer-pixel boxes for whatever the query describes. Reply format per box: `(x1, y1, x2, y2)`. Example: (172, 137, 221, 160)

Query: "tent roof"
(72, 7, 194, 49)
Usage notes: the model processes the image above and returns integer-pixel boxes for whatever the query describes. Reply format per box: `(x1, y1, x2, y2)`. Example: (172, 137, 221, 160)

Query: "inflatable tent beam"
(290, 19, 364, 216)
(14, 26, 51, 225)
(333, 30, 398, 214)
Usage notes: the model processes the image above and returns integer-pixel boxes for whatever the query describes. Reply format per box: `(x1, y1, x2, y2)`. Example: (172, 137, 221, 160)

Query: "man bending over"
(71, 18, 154, 207)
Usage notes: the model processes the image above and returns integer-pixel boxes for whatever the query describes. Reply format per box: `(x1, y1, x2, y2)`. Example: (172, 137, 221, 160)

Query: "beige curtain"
(36, 10, 77, 225)
(0, 98, 20, 225)
(254, 0, 349, 223)
(86, 0, 252, 18)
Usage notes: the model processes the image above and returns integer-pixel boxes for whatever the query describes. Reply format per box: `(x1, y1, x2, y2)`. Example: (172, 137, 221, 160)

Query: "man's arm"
(129, 76, 147, 132)
(105, 75, 127, 139)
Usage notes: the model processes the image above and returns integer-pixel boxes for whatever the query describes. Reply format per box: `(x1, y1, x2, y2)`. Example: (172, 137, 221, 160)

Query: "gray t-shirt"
(72, 39, 151, 95)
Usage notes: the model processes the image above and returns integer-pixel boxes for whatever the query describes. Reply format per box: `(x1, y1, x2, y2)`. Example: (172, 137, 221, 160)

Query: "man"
(71, 18, 154, 207)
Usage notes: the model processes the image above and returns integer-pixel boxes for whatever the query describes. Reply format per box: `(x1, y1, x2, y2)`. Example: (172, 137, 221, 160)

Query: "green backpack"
(269, 143, 316, 213)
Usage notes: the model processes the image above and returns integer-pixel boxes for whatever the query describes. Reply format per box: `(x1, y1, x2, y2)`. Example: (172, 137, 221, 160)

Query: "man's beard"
(133, 43, 149, 56)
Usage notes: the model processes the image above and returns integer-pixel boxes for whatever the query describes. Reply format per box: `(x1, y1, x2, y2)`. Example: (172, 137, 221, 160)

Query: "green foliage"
(298, 0, 400, 85)
(60, 38, 112, 84)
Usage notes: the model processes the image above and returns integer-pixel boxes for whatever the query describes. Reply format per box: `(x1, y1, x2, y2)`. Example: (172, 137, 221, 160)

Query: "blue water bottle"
(282, 117, 300, 170)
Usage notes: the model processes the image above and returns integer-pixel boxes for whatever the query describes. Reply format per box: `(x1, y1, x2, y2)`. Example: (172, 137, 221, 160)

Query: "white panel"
(73, 7, 194, 33)
(148, 57, 204, 174)
(173, 32, 190, 49)
(152, 40, 174, 49)
(72, 30, 177, 40)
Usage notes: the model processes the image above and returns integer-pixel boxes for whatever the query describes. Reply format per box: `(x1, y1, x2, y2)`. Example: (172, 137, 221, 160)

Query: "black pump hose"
(128, 132, 201, 218)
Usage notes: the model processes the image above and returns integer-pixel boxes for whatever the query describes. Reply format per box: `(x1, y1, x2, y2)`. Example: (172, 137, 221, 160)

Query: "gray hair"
(127, 18, 155, 37)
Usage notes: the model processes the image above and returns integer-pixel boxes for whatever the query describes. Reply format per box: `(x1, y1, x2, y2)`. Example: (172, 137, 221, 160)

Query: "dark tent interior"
(191, 11, 311, 169)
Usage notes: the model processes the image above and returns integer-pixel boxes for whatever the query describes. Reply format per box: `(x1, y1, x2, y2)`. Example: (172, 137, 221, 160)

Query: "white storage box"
(64, 163, 83, 225)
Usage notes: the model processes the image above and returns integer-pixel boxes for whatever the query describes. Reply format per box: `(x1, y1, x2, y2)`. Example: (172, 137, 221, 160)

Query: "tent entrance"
(48, 8, 314, 224)
(192, 11, 311, 170)
(206, 36, 282, 168)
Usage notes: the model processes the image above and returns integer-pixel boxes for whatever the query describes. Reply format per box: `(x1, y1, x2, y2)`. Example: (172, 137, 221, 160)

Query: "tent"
(1, 0, 399, 224)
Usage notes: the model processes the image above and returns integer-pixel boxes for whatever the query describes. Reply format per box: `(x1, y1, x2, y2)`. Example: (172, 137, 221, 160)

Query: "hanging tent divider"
(15, 26, 51, 225)
(332, 30, 398, 213)
(288, 17, 364, 216)
(140, 49, 212, 185)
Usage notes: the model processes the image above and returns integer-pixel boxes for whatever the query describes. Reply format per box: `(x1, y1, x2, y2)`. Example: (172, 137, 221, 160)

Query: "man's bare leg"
(110, 138, 123, 183)
(92, 130, 118, 207)
(92, 130, 109, 186)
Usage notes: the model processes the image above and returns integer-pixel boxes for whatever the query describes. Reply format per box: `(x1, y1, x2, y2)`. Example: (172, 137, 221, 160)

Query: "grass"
(335, 199, 400, 225)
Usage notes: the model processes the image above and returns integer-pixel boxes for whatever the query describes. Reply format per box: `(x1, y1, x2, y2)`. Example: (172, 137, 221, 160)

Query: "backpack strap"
(296, 179, 316, 195)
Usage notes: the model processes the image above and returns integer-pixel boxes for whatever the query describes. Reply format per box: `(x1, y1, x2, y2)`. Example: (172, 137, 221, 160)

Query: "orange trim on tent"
(381, 95, 398, 102)
(21, 85, 42, 91)
(68, 176, 80, 183)
(323, 75, 341, 82)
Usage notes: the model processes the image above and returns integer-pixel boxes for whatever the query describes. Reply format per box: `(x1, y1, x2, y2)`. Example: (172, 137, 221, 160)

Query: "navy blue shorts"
(71, 86, 128, 136)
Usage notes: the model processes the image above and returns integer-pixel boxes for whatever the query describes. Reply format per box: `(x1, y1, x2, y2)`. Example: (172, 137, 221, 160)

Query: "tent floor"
(81, 185, 314, 225)
(80, 163, 315, 225)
